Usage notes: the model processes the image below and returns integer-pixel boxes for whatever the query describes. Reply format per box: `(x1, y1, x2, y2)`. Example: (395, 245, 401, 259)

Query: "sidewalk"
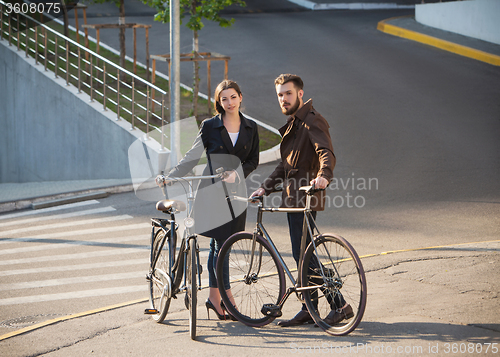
(378, 16, 500, 65)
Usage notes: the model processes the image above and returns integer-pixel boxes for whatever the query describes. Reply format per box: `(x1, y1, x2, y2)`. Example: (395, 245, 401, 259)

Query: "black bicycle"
(216, 186, 367, 336)
(144, 169, 226, 340)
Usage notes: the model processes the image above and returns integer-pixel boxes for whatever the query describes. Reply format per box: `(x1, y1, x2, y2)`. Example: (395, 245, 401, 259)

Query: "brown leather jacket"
(261, 99, 335, 211)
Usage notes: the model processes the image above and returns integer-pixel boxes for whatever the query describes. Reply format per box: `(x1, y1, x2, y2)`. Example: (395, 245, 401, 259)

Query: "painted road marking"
(0, 286, 148, 306)
(0, 235, 148, 256)
(0, 206, 116, 228)
(0, 271, 145, 291)
(0, 258, 147, 277)
(0, 214, 134, 237)
(1, 222, 150, 241)
(0, 200, 99, 220)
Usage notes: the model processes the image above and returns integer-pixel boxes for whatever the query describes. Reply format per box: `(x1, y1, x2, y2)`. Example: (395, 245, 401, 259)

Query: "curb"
(31, 191, 109, 210)
(0, 184, 135, 213)
(288, 0, 414, 10)
(377, 16, 500, 67)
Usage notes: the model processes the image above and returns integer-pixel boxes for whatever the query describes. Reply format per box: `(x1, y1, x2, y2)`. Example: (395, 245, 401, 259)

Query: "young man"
(251, 74, 352, 327)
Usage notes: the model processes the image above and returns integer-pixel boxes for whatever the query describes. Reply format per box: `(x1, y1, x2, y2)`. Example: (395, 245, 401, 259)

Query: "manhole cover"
(0, 314, 66, 329)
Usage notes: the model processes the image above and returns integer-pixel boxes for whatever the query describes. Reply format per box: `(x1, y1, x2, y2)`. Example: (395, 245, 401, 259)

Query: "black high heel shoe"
(220, 301, 238, 321)
(206, 299, 226, 320)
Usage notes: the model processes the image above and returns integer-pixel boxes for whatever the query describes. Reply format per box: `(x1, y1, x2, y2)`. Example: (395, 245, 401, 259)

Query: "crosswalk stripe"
(0, 214, 134, 237)
(0, 286, 148, 306)
(0, 235, 149, 256)
(0, 271, 145, 291)
(0, 200, 99, 220)
(0, 259, 147, 277)
(0, 222, 150, 242)
(0, 247, 147, 266)
(0, 206, 116, 228)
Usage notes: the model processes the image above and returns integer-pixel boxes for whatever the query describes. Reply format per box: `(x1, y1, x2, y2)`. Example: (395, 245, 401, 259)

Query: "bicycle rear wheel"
(217, 232, 286, 327)
(301, 234, 366, 336)
(149, 229, 173, 323)
(186, 238, 197, 340)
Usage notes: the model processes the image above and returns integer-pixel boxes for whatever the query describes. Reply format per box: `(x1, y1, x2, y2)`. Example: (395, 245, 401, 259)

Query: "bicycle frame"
(247, 187, 334, 308)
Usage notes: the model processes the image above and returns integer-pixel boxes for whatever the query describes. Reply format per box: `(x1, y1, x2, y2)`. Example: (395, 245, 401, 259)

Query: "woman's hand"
(222, 170, 239, 184)
(155, 175, 166, 187)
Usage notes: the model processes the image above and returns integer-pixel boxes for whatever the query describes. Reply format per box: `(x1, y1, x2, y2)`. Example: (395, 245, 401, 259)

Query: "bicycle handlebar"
(156, 167, 227, 186)
(234, 185, 326, 206)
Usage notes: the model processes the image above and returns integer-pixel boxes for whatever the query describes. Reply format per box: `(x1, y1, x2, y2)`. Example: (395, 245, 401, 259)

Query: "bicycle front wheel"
(301, 234, 366, 336)
(186, 238, 197, 340)
(217, 232, 286, 327)
(149, 229, 173, 323)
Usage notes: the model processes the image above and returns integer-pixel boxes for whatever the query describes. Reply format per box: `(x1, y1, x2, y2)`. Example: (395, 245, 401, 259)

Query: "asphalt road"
(1, 0, 499, 355)
(72, 2, 500, 249)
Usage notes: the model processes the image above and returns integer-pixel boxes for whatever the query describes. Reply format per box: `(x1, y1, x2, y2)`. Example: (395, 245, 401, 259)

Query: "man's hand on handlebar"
(310, 176, 329, 190)
(250, 187, 265, 201)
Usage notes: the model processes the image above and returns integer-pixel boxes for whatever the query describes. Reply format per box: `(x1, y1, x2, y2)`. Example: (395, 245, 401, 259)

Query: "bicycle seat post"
(304, 187, 314, 213)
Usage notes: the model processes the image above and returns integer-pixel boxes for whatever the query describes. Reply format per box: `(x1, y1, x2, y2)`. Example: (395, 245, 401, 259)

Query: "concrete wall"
(416, 0, 500, 46)
(0, 40, 165, 183)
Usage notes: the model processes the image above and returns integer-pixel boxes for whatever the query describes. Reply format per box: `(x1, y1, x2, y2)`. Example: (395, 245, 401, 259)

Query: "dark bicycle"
(216, 185, 367, 336)
(144, 169, 227, 340)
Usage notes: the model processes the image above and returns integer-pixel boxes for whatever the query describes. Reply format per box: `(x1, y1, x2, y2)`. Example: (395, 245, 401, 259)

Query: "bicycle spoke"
(217, 233, 286, 327)
(148, 229, 173, 323)
(302, 234, 366, 336)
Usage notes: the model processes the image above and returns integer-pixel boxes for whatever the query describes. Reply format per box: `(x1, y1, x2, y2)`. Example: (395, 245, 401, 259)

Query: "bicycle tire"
(217, 232, 286, 327)
(186, 238, 197, 340)
(149, 229, 173, 323)
(301, 234, 367, 336)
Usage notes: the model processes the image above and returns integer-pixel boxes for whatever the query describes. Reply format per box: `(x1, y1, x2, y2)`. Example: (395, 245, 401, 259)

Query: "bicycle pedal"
(261, 303, 282, 318)
(144, 308, 158, 315)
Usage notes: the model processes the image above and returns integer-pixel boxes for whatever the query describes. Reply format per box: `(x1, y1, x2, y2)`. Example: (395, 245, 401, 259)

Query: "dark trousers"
(207, 237, 230, 290)
(287, 211, 317, 266)
(287, 212, 345, 312)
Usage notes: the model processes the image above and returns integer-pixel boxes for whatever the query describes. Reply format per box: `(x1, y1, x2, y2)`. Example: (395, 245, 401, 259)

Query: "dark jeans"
(287, 212, 345, 312)
(287, 211, 317, 267)
(207, 237, 230, 290)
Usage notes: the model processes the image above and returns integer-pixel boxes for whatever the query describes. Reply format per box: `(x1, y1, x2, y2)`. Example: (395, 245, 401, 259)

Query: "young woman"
(166, 80, 259, 320)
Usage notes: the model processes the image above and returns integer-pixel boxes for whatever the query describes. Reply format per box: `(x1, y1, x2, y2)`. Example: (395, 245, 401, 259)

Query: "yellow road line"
(374, 239, 500, 257)
(377, 16, 500, 66)
(2, 239, 498, 341)
(0, 298, 147, 341)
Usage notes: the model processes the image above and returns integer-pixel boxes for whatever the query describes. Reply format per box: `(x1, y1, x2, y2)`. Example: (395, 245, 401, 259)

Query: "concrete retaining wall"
(0, 40, 166, 183)
(416, 0, 500, 46)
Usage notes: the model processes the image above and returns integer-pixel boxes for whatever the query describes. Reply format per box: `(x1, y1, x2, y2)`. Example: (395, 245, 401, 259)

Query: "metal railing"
(0, 1, 169, 149)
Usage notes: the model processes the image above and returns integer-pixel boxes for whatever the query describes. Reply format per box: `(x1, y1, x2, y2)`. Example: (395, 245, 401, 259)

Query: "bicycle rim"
(149, 229, 173, 323)
(187, 238, 197, 340)
(217, 232, 286, 327)
(301, 234, 367, 336)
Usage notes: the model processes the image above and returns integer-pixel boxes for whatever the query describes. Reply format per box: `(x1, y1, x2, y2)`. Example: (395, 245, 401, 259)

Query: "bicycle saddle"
(156, 200, 187, 213)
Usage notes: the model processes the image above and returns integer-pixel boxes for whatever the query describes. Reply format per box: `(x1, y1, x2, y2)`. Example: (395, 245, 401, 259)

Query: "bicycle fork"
(181, 236, 202, 292)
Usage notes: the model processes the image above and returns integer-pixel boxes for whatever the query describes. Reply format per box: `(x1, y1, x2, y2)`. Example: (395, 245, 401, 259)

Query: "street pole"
(170, 0, 181, 166)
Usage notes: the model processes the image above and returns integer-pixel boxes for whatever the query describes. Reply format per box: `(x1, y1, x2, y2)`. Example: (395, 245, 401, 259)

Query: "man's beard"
(281, 94, 301, 116)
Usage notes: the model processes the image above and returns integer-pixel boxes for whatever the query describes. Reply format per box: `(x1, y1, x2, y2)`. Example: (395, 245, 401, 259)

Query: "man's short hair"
(275, 74, 304, 90)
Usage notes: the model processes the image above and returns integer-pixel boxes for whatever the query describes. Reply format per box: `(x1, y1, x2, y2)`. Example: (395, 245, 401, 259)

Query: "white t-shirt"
(228, 132, 239, 146)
